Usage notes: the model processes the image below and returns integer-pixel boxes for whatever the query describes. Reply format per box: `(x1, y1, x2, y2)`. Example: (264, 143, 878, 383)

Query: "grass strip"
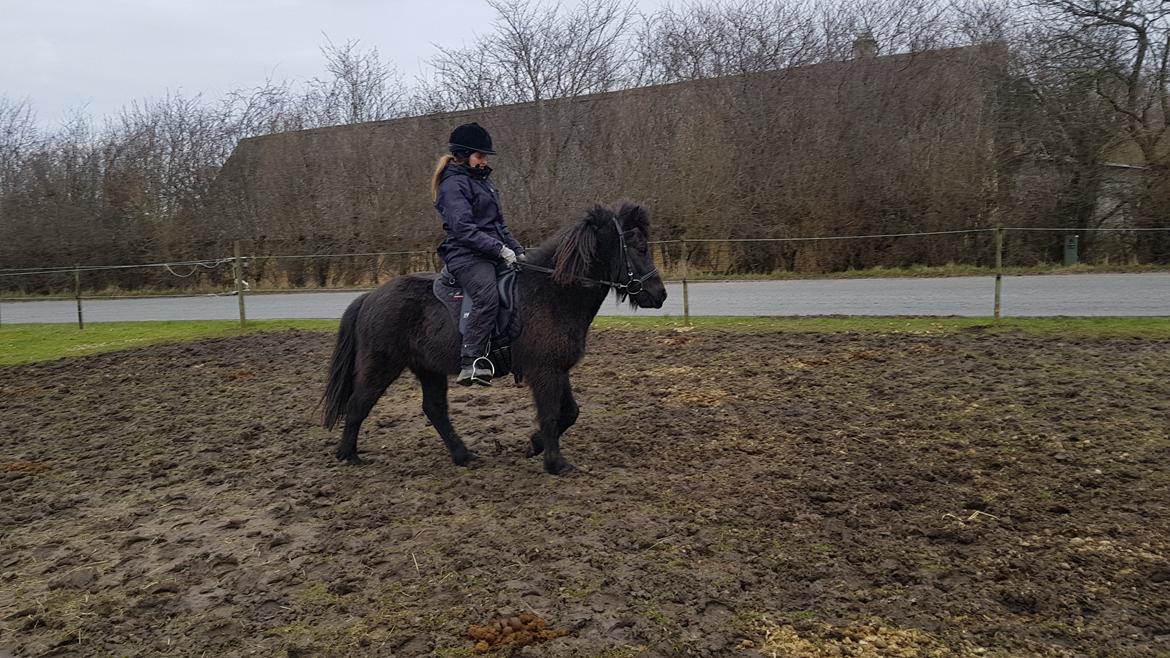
(0, 320, 337, 366)
(2, 316, 1166, 366)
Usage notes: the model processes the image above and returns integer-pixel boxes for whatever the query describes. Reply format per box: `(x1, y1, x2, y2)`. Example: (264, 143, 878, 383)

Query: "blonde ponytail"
(431, 154, 456, 201)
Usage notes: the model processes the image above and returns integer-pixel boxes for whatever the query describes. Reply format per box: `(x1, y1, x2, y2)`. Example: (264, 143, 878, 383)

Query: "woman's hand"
(499, 244, 518, 266)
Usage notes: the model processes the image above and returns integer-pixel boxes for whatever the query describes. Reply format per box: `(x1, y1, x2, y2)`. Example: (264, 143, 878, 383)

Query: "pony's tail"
(321, 293, 367, 429)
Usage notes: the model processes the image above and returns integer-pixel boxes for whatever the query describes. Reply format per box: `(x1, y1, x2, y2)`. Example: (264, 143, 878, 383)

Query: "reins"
(514, 218, 658, 296)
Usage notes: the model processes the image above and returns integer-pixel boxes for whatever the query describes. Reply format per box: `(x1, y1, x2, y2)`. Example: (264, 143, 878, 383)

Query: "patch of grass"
(295, 582, 345, 608)
(267, 620, 315, 637)
(789, 610, 818, 622)
(641, 605, 671, 627)
(0, 319, 337, 366)
(594, 648, 649, 658)
(3, 316, 1166, 367)
(559, 575, 605, 600)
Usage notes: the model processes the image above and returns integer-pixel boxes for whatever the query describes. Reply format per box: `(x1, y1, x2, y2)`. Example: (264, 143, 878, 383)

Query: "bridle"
(516, 217, 659, 297)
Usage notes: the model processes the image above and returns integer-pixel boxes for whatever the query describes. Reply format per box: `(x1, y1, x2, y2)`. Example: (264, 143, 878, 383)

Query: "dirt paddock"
(1, 328, 1168, 657)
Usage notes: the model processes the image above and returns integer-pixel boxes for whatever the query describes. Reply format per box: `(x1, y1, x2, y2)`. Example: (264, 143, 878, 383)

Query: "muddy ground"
(1, 328, 1168, 657)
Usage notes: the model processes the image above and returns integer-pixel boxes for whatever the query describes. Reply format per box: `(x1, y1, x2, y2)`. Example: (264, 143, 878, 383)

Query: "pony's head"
(551, 202, 667, 309)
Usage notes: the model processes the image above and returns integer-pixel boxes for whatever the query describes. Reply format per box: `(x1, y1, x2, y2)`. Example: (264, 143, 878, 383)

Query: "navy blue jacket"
(435, 162, 523, 271)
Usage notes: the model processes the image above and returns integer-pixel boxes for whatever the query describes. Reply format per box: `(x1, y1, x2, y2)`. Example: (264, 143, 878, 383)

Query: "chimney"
(851, 32, 878, 59)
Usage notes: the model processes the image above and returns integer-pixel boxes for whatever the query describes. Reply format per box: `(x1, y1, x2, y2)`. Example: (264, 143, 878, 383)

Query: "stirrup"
(457, 356, 495, 387)
(470, 355, 495, 387)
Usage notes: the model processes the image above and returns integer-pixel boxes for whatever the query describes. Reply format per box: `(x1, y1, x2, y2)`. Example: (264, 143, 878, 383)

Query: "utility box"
(1063, 234, 1079, 266)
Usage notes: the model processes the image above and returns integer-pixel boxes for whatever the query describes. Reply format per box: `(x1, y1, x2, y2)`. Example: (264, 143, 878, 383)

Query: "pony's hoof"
(544, 458, 575, 475)
(336, 450, 366, 465)
(526, 439, 544, 458)
(452, 450, 479, 467)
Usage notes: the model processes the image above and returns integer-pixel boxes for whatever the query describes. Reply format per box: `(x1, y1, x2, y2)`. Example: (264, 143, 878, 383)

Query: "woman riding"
(431, 122, 524, 387)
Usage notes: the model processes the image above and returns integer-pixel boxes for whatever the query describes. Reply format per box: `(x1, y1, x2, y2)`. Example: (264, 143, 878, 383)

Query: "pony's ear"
(553, 206, 610, 284)
(615, 201, 649, 232)
(584, 205, 612, 229)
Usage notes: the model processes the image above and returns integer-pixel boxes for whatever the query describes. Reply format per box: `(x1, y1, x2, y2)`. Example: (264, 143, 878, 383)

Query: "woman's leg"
(451, 259, 499, 382)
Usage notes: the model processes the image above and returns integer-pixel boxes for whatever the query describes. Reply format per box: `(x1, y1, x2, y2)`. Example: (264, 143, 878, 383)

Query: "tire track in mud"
(1, 329, 1168, 656)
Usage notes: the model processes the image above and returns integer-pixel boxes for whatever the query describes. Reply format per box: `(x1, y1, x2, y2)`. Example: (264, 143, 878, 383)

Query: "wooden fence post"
(234, 241, 246, 328)
(74, 265, 84, 330)
(681, 238, 690, 326)
(994, 227, 1003, 321)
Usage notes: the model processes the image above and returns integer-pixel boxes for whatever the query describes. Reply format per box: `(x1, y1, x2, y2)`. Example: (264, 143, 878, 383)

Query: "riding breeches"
(450, 259, 498, 359)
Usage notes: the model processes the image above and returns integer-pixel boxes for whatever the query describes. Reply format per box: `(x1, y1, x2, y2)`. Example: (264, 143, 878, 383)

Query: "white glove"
(499, 244, 517, 266)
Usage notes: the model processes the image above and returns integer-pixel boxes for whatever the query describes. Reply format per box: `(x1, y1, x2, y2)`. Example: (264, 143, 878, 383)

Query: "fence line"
(260, 249, 434, 261)
(1003, 227, 1170, 232)
(650, 228, 993, 246)
(0, 258, 235, 278)
(1, 226, 1167, 328)
(0, 250, 436, 278)
(3, 226, 1167, 277)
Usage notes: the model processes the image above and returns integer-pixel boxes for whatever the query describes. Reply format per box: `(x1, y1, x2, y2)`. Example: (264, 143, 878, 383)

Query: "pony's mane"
(522, 206, 610, 285)
(526, 202, 650, 286)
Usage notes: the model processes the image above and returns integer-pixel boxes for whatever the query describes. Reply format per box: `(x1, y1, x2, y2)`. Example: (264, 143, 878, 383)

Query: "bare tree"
(1021, 0, 1170, 259)
(817, 0, 955, 58)
(948, 0, 1019, 43)
(303, 36, 408, 126)
(414, 47, 511, 112)
(1027, 0, 1169, 170)
(222, 78, 309, 138)
(423, 0, 635, 109)
(632, 0, 822, 85)
(630, 0, 994, 86)
(0, 96, 39, 194)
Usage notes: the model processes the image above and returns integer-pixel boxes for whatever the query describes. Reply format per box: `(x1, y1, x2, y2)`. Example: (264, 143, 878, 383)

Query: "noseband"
(516, 217, 659, 297)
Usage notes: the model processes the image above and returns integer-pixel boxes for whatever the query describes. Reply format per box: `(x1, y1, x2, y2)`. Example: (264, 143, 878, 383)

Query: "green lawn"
(0, 320, 338, 366)
(2, 317, 1166, 366)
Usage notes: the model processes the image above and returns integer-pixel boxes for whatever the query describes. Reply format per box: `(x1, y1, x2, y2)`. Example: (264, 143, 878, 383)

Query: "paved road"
(2, 274, 1166, 324)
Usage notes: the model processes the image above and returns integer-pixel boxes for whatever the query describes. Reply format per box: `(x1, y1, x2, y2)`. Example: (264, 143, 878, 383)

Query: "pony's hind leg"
(335, 354, 403, 465)
(414, 368, 477, 466)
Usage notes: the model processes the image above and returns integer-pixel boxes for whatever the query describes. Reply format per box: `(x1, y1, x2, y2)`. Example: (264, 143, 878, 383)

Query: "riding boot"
(457, 354, 494, 387)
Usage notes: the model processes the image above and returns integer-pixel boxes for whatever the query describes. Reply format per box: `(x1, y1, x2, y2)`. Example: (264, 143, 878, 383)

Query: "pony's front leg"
(527, 380, 578, 458)
(529, 368, 574, 474)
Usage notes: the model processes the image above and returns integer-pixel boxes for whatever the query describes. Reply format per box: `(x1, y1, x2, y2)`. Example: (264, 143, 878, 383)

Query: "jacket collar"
(442, 161, 492, 182)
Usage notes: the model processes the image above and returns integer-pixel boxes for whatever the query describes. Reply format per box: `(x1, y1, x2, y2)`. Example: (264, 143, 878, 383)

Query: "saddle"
(432, 264, 522, 378)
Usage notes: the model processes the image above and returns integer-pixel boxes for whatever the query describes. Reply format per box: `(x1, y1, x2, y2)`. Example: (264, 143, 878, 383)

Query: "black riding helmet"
(448, 122, 495, 156)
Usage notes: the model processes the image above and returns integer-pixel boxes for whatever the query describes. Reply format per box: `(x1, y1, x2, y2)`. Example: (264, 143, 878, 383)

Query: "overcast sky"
(1, 0, 665, 129)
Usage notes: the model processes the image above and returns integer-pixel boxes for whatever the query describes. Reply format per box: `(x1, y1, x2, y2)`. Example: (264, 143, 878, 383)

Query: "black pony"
(321, 202, 667, 474)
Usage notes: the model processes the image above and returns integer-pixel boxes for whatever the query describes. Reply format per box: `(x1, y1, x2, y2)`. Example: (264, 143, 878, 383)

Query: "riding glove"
(499, 245, 517, 266)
